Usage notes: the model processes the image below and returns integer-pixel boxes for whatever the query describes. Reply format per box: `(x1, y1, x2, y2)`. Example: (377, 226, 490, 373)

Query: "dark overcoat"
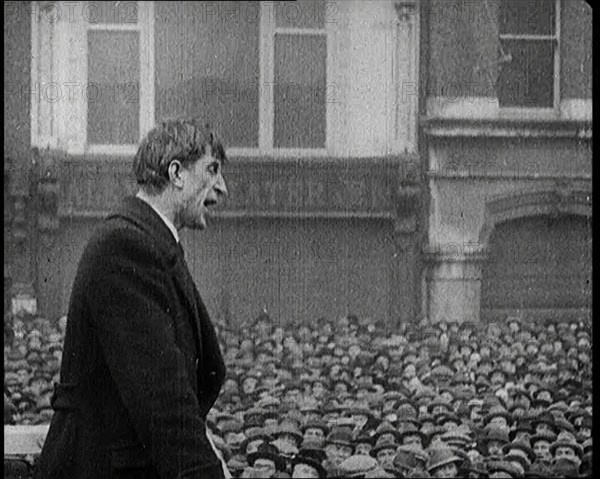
(34, 197, 226, 479)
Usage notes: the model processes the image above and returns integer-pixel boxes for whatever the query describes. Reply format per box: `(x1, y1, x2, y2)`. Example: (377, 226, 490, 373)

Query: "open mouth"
(204, 198, 218, 208)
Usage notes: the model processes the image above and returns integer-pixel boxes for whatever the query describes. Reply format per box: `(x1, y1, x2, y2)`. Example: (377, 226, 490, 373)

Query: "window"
(154, 1, 261, 149)
(272, 1, 327, 149)
(497, 0, 559, 108)
(33, 1, 335, 155)
(85, 1, 145, 148)
(154, 1, 329, 153)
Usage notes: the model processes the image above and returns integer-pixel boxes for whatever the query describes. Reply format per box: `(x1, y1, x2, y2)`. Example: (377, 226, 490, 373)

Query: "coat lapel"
(106, 197, 203, 356)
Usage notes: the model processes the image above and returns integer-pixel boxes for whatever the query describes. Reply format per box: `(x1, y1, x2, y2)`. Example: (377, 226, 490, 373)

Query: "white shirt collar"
(135, 192, 180, 244)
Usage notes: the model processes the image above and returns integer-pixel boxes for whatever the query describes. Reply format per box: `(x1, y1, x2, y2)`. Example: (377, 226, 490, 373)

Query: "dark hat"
(484, 405, 514, 426)
(370, 437, 399, 458)
(301, 420, 329, 436)
(397, 422, 428, 445)
(292, 449, 327, 478)
(244, 407, 267, 422)
(227, 455, 249, 473)
(486, 459, 522, 478)
(480, 426, 510, 445)
(239, 427, 272, 454)
(427, 396, 453, 414)
(372, 421, 402, 444)
(529, 431, 557, 446)
(530, 411, 556, 433)
(509, 420, 534, 441)
(247, 442, 287, 471)
(325, 430, 354, 449)
(502, 437, 536, 463)
(297, 441, 327, 464)
(273, 422, 303, 445)
(549, 431, 583, 458)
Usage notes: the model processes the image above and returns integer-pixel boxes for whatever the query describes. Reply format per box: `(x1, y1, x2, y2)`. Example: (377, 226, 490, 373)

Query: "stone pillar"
(424, 245, 487, 323)
(391, 182, 422, 327)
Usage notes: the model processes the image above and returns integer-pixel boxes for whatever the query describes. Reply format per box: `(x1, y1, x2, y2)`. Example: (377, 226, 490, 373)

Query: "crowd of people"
(4, 309, 593, 477)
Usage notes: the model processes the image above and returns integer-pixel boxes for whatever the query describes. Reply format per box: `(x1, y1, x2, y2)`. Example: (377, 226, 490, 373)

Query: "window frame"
(83, 1, 154, 155)
(497, 0, 561, 117)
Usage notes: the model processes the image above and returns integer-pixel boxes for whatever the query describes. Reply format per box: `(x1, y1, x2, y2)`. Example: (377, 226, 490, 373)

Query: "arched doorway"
(481, 214, 592, 322)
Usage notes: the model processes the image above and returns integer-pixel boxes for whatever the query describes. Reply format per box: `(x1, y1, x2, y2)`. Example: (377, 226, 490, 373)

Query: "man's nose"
(215, 173, 228, 197)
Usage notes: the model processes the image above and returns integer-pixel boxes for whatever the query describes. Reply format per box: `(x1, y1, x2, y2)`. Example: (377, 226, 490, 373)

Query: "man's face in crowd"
(402, 434, 422, 448)
(304, 427, 325, 445)
(242, 377, 258, 394)
(325, 443, 352, 466)
(432, 462, 458, 478)
(312, 382, 326, 398)
(355, 442, 372, 456)
(470, 406, 482, 422)
(177, 151, 227, 230)
(376, 448, 396, 469)
(487, 440, 504, 456)
(489, 416, 509, 429)
(533, 440, 552, 461)
(253, 458, 276, 477)
(554, 446, 578, 462)
(292, 463, 320, 478)
(403, 364, 416, 379)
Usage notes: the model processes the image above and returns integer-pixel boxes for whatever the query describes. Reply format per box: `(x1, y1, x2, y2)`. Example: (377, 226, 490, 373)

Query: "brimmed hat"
(324, 430, 354, 449)
(440, 428, 473, 449)
(239, 427, 272, 454)
(398, 422, 428, 445)
(426, 446, 462, 473)
(530, 411, 556, 433)
(483, 405, 514, 426)
(509, 419, 534, 441)
(372, 421, 402, 444)
(434, 411, 461, 427)
(486, 459, 522, 477)
(301, 420, 329, 436)
(427, 396, 453, 414)
(339, 455, 381, 477)
(480, 426, 510, 445)
(370, 437, 399, 458)
(549, 431, 583, 458)
(503, 437, 536, 463)
(247, 442, 287, 471)
(292, 449, 327, 478)
(273, 422, 303, 445)
(529, 430, 557, 447)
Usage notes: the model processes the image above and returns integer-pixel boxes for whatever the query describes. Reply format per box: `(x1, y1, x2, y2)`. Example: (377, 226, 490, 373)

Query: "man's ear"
(167, 160, 184, 188)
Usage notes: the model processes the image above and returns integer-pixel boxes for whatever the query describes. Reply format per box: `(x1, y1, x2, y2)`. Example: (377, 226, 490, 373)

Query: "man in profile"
(35, 120, 229, 478)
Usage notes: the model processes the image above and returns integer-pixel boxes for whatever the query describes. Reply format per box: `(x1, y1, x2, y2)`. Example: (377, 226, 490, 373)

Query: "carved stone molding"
(480, 186, 592, 245)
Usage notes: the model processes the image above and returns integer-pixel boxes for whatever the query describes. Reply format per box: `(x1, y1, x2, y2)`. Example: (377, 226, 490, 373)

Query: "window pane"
(154, 1, 260, 148)
(83, 1, 139, 24)
(500, 0, 555, 35)
(275, 0, 325, 29)
(87, 31, 140, 144)
(497, 40, 554, 108)
(274, 34, 326, 149)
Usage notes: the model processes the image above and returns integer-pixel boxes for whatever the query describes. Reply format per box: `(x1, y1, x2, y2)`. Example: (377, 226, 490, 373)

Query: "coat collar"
(108, 196, 181, 259)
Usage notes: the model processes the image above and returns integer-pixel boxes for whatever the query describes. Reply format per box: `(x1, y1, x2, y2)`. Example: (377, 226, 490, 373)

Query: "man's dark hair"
(133, 119, 227, 194)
